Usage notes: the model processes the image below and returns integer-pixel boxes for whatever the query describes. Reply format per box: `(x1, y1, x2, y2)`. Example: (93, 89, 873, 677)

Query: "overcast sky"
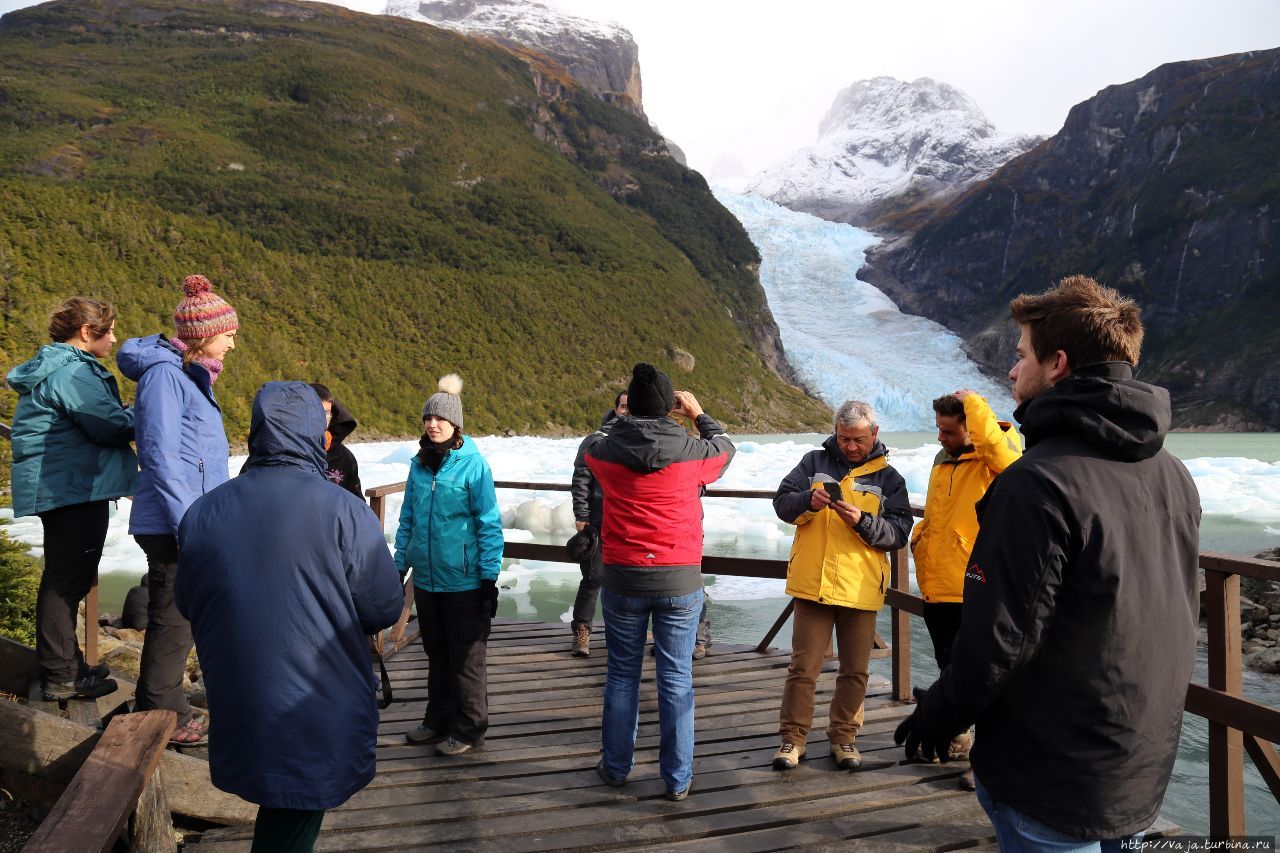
(3, 0, 1278, 175)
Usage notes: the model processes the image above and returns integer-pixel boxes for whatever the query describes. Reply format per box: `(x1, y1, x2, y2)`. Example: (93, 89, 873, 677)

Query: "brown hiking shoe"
(959, 769, 976, 791)
(571, 626, 591, 657)
(692, 642, 707, 660)
(831, 742, 862, 770)
(771, 741, 805, 770)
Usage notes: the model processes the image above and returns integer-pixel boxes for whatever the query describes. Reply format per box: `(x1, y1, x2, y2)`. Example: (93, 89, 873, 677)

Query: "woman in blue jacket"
(7, 298, 135, 701)
(395, 374, 504, 756)
(116, 274, 238, 746)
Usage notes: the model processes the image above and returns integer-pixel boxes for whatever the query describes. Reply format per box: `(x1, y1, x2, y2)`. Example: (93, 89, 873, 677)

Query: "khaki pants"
(779, 597, 878, 745)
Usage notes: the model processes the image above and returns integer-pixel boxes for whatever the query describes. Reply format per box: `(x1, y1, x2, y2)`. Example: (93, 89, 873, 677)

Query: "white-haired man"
(771, 401, 913, 771)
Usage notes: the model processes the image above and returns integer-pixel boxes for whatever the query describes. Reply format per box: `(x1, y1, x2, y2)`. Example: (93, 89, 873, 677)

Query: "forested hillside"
(0, 0, 828, 439)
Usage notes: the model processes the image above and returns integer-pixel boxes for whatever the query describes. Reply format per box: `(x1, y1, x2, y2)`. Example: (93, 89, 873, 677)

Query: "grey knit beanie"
(421, 374, 464, 431)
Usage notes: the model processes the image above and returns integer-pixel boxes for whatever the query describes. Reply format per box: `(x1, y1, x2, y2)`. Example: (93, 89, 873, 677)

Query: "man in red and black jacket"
(584, 362, 734, 802)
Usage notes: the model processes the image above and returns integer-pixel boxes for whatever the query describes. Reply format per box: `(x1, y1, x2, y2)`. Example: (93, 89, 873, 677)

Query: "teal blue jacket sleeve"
(56, 363, 135, 447)
(393, 464, 415, 574)
(469, 458, 504, 581)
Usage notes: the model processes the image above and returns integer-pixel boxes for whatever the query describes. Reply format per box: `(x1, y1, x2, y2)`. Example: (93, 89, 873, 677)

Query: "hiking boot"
(771, 741, 805, 770)
(831, 742, 862, 770)
(405, 725, 448, 745)
(959, 769, 976, 791)
(571, 626, 591, 657)
(595, 760, 627, 787)
(436, 736, 477, 756)
(43, 674, 118, 702)
(666, 780, 692, 801)
(79, 660, 110, 680)
(692, 642, 707, 660)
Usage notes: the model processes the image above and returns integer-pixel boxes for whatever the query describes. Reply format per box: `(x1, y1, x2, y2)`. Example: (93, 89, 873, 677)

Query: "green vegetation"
(0, 529, 39, 647)
(0, 0, 829, 440)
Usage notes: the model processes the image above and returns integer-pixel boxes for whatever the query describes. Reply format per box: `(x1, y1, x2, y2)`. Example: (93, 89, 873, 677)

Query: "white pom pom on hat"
(422, 373, 465, 430)
(437, 373, 463, 395)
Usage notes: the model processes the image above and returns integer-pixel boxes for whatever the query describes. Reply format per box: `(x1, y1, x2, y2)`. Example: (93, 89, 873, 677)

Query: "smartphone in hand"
(822, 481, 843, 503)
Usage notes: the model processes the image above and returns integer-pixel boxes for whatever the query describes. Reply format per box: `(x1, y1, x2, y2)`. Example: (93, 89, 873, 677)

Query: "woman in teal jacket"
(7, 297, 135, 701)
(395, 374, 503, 756)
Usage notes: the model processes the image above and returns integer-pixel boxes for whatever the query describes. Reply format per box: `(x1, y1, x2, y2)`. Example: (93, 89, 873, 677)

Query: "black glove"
(893, 687, 954, 763)
(481, 579, 498, 619)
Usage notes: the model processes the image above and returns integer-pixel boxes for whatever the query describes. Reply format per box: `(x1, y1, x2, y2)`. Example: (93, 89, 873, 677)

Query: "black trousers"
(36, 501, 110, 684)
(922, 601, 964, 672)
(251, 807, 325, 853)
(134, 534, 193, 724)
(416, 587, 491, 745)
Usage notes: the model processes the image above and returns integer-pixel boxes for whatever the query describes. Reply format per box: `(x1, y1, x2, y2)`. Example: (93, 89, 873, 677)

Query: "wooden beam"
(755, 600, 793, 653)
(0, 700, 255, 825)
(1201, 551, 1280, 583)
(1204, 569, 1246, 835)
(1243, 735, 1280, 805)
(889, 546, 912, 702)
(130, 766, 176, 853)
(84, 583, 99, 667)
(23, 710, 177, 853)
(1185, 683, 1280, 744)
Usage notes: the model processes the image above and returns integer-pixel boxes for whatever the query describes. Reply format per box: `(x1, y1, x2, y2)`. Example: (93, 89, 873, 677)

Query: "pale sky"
(3, 0, 1278, 175)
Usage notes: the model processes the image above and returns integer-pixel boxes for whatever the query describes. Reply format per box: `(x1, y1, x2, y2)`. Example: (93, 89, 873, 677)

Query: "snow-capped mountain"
(384, 0, 644, 115)
(747, 77, 1042, 227)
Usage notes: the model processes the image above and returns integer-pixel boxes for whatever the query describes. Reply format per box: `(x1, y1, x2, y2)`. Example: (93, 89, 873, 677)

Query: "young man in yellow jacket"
(910, 389, 1022, 788)
(771, 401, 913, 771)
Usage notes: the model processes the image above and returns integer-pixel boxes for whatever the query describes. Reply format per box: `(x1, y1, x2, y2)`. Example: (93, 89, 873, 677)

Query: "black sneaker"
(79, 660, 111, 680)
(44, 674, 118, 701)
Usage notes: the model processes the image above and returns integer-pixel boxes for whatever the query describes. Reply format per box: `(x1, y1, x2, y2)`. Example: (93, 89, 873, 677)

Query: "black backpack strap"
(371, 638, 393, 709)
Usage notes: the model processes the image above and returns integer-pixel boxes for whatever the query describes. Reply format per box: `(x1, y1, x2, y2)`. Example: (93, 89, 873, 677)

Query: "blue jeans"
(974, 776, 1145, 852)
(600, 587, 703, 794)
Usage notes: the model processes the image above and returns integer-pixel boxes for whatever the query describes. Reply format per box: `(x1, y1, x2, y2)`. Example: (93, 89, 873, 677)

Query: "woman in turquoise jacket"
(7, 297, 135, 701)
(395, 374, 503, 756)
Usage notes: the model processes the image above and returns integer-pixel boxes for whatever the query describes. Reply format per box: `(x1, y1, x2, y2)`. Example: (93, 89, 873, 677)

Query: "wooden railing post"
(1205, 568, 1246, 835)
(890, 546, 911, 702)
(84, 582, 99, 667)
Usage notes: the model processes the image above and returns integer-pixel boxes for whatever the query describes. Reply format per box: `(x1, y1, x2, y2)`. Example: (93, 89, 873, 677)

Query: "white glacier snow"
(745, 76, 1042, 226)
(714, 188, 1018, 430)
(5, 436, 1279, 604)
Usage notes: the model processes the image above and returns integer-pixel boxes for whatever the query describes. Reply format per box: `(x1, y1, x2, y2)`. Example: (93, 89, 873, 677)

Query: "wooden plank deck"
(192, 617, 998, 851)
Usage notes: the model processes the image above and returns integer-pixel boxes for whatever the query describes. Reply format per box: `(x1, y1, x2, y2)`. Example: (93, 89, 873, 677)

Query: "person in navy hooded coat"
(175, 382, 403, 851)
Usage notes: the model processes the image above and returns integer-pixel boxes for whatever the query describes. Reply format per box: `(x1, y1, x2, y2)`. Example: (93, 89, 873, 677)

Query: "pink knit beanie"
(173, 274, 238, 341)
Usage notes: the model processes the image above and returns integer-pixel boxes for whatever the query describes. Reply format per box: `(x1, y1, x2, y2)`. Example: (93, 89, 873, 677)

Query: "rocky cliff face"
(384, 0, 644, 115)
(861, 50, 1280, 429)
(747, 77, 1041, 228)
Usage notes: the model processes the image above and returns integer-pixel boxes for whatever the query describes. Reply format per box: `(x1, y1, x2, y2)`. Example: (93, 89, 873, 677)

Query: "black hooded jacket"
(571, 409, 617, 526)
(915, 362, 1201, 837)
(324, 398, 362, 499)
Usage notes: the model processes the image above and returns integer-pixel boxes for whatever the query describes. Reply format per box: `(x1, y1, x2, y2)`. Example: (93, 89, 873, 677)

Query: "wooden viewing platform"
(189, 616, 1186, 851)
(190, 617, 1008, 851)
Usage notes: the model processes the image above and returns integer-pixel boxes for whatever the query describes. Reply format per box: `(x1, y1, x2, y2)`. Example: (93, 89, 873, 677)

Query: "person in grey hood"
(894, 276, 1201, 848)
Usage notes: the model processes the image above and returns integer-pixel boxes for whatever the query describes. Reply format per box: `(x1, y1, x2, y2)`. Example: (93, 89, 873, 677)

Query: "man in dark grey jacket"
(894, 276, 1201, 847)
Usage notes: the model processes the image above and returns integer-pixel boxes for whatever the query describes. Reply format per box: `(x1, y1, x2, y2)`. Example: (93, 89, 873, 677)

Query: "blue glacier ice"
(715, 188, 1017, 429)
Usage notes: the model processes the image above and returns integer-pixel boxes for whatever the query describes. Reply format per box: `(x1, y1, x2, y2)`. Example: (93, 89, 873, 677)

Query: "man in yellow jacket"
(771, 401, 913, 772)
(910, 389, 1022, 788)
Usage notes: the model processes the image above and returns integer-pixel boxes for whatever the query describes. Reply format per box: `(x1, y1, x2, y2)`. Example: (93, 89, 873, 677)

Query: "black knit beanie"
(627, 362, 675, 417)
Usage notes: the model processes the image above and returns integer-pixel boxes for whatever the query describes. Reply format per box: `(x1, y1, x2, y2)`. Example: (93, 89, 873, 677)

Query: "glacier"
(714, 187, 1017, 430)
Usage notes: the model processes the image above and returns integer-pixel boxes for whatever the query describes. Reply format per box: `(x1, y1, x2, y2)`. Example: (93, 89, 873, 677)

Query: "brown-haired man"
(909, 389, 1021, 789)
(895, 275, 1201, 849)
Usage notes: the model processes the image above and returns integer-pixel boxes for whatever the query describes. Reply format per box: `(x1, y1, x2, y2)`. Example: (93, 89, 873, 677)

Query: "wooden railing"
(368, 476, 1280, 835)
